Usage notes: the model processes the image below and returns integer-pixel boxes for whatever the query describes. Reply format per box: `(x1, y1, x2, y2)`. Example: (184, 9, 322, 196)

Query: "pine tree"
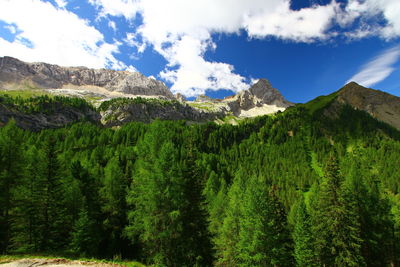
(312, 155, 343, 265)
(9, 146, 45, 252)
(214, 170, 246, 266)
(70, 207, 100, 257)
(126, 123, 211, 266)
(293, 195, 316, 267)
(334, 177, 365, 266)
(40, 134, 68, 251)
(0, 120, 24, 252)
(100, 157, 129, 256)
(312, 155, 365, 266)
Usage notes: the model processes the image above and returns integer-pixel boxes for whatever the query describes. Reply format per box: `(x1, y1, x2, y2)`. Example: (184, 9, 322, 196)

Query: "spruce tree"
(312, 155, 365, 266)
(0, 120, 24, 252)
(293, 195, 316, 267)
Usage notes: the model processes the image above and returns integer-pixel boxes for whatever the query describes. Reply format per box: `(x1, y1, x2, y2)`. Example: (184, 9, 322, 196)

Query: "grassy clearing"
(0, 254, 145, 266)
(0, 89, 51, 99)
(187, 102, 215, 111)
(299, 91, 338, 114)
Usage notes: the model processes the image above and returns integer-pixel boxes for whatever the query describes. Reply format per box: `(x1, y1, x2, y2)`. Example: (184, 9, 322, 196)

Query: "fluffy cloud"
(54, 0, 67, 8)
(3, 0, 398, 96)
(0, 0, 130, 70)
(159, 36, 248, 96)
(108, 20, 117, 32)
(342, 0, 400, 39)
(91, 0, 352, 96)
(347, 45, 400, 87)
(88, 0, 139, 20)
(243, 1, 340, 42)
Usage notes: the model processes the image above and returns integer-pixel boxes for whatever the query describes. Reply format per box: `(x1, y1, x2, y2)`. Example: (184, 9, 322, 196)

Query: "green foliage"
(1, 98, 400, 266)
(299, 90, 338, 114)
(0, 94, 95, 114)
(70, 208, 100, 257)
(98, 97, 181, 112)
(293, 195, 316, 267)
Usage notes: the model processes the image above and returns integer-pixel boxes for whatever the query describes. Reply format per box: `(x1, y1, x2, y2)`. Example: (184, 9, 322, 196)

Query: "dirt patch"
(1, 258, 122, 267)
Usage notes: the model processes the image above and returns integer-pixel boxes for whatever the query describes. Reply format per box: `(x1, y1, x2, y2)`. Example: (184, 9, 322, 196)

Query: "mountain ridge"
(0, 56, 174, 99)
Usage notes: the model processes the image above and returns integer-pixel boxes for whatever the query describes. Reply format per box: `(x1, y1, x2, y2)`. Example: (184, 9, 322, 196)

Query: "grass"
(187, 102, 215, 111)
(310, 152, 324, 178)
(0, 254, 145, 267)
(299, 91, 338, 115)
(0, 89, 51, 99)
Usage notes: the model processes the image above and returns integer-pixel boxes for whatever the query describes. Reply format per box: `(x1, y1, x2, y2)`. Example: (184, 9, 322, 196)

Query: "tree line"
(1, 102, 400, 266)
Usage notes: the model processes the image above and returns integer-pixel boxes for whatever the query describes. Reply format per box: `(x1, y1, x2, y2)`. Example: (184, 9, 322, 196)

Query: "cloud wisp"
(347, 45, 400, 87)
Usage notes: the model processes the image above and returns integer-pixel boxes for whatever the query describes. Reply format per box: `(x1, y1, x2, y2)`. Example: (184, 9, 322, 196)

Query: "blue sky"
(0, 0, 399, 103)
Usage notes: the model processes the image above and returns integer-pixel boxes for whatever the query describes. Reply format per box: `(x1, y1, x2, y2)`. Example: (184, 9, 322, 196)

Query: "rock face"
(195, 94, 220, 103)
(175, 93, 186, 102)
(225, 79, 292, 116)
(0, 99, 100, 131)
(99, 99, 223, 126)
(0, 56, 174, 99)
(333, 82, 400, 130)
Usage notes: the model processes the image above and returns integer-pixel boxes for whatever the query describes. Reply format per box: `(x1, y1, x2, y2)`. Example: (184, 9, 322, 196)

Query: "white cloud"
(342, 0, 400, 39)
(91, 0, 344, 96)
(159, 36, 248, 97)
(108, 20, 117, 31)
(125, 32, 146, 53)
(347, 45, 400, 87)
(125, 65, 138, 72)
(4, 24, 17, 34)
(88, 0, 139, 20)
(244, 1, 340, 42)
(0, 0, 128, 70)
(54, 0, 67, 8)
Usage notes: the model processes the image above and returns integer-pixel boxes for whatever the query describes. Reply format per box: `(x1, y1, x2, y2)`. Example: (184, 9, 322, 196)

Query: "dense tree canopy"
(1, 96, 400, 266)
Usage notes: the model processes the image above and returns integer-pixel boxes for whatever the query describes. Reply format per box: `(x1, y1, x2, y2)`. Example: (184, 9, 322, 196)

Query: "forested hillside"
(1, 94, 400, 266)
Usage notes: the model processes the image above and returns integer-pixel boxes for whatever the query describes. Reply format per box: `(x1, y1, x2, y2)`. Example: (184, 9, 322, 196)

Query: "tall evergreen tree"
(126, 123, 211, 266)
(0, 120, 24, 252)
(312, 155, 365, 266)
(100, 157, 129, 257)
(293, 195, 316, 267)
(40, 134, 68, 251)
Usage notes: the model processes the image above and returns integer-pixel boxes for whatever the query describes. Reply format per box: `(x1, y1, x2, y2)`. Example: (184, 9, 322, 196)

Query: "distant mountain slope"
(0, 56, 174, 99)
(188, 79, 293, 117)
(336, 82, 400, 130)
(302, 82, 400, 130)
(0, 94, 99, 131)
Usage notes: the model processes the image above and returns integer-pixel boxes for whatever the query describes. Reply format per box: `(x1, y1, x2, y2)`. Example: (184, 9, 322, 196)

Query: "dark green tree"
(293, 195, 316, 267)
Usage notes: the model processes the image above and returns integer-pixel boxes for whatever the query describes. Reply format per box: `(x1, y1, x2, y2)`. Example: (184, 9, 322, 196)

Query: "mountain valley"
(1, 57, 400, 266)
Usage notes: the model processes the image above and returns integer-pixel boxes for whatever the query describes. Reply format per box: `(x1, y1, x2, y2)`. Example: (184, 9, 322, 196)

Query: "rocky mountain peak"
(330, 81, 400, 130)
(226, 78, 292, 113)
(0, 56, 175, 99)
(248, 78, 290, 106)
(175, 93, 186, 102)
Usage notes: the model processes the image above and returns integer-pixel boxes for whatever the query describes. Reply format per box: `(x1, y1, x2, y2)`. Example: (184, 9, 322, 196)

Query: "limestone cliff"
(0, 56, 174, 99)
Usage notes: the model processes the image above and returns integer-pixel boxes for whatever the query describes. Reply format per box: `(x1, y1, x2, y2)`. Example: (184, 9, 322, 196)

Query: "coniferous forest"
(1, 96, 400, 266)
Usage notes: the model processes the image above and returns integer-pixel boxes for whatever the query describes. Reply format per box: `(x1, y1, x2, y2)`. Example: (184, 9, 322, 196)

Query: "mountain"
(224, 78, 293, 116)
(0, 95, 99, 131)
(0, 57, 295, 128)
(1, 84, 400, 266)
(335, 82, 400, 130)
(188, 79, 293, 117)
(303, 81, 400, 130)
(98, 98, 222, 126)
(0, 56, 174, 99)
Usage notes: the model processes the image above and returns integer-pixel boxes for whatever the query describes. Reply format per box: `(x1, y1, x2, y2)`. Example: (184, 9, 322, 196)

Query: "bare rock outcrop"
(334, 82, 400, 130)
(0, 56, 174, 99)
(224, 79, 293, 117)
